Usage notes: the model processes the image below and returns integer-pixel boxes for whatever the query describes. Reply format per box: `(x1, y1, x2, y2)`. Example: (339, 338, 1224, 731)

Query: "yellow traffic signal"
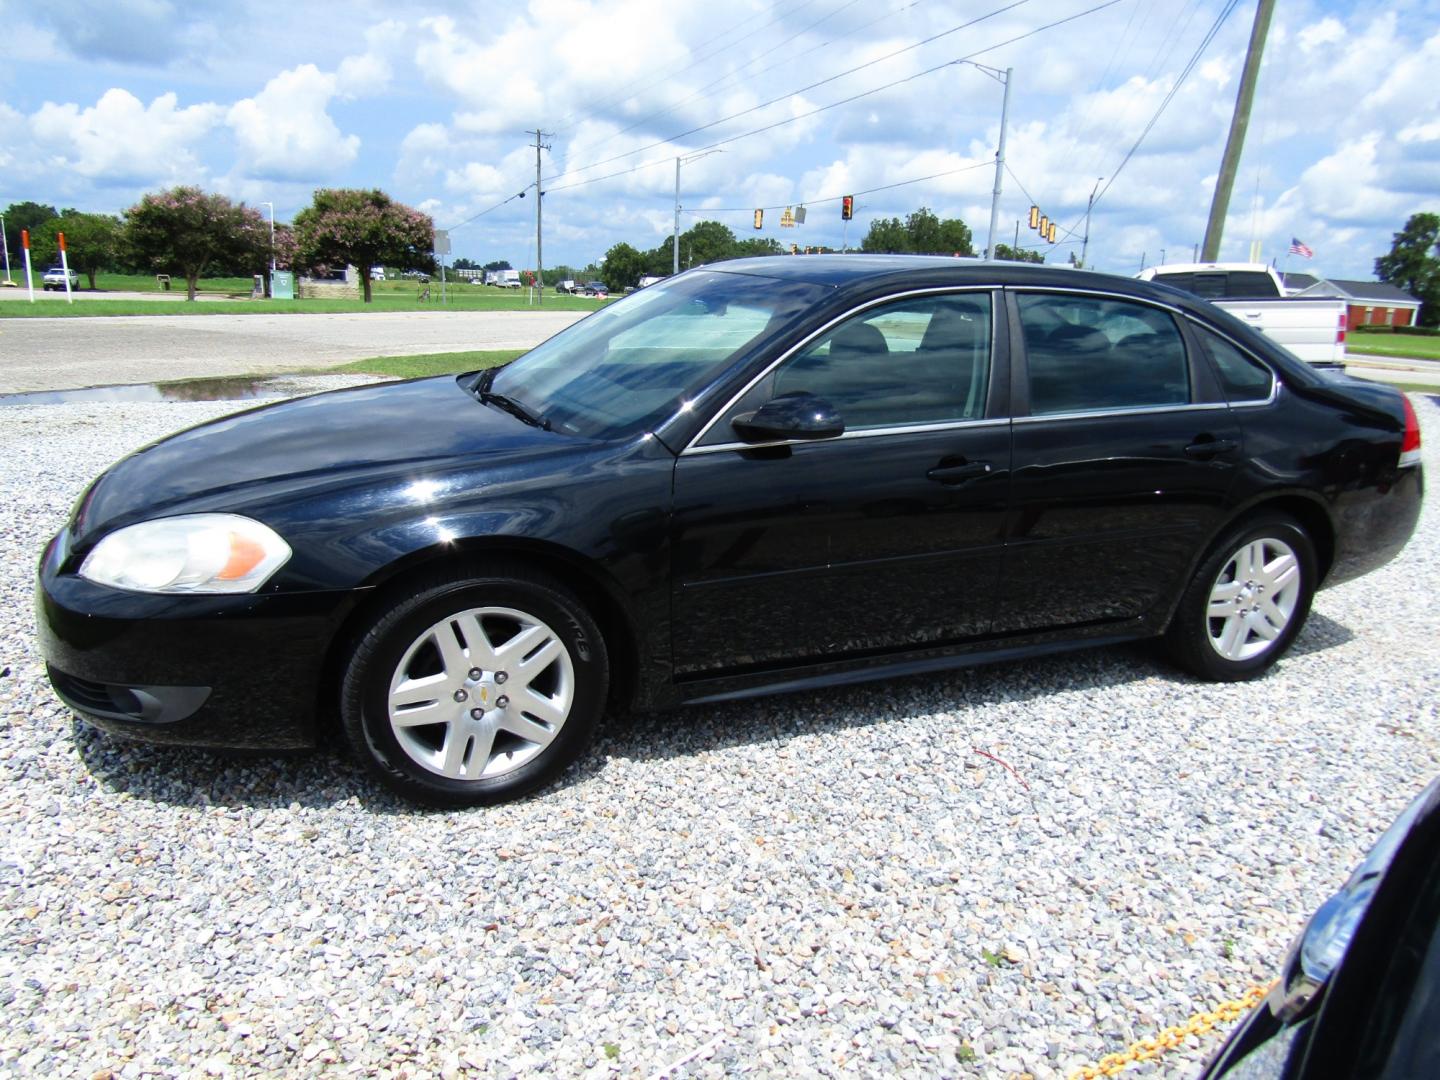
(1038, 215, 1049, 236)
(1047, 221, 1058, 243)
(753, 209, 763, 229)
(1029, 205, 1040, 229)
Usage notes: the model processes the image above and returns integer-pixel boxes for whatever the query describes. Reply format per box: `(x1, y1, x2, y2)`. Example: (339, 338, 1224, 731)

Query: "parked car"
(582, 281, 608, 296)
(42, 267, 79, 291)
(554, 279, 577, 294)
(1200, 775, 1440, 1079)
(1137, 263, 1348, 367)
(36, 257, 1422, 807)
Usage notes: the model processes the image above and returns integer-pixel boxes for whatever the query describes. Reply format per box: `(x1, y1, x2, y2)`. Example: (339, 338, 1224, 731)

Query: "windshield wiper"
(468, 371, 550, 430)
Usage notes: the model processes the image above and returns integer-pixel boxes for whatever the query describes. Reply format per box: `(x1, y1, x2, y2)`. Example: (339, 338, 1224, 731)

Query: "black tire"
(1165, 513, 1317, 681)
(340, 566, 608, 807)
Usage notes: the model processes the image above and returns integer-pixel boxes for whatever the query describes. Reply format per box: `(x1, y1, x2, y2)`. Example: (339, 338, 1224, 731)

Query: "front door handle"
(1184, 437, 1239, 458)
(927, 460, 993, 484)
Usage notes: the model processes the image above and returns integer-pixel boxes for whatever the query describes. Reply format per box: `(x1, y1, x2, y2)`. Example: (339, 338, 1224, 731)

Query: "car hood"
(74, 375, 580, 543)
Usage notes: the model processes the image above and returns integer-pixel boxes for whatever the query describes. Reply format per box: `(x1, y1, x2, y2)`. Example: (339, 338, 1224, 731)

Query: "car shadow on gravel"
(68, 612, 1356, 810)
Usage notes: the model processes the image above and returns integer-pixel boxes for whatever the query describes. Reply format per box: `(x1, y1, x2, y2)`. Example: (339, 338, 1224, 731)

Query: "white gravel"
(1, 380, 1437, 1079)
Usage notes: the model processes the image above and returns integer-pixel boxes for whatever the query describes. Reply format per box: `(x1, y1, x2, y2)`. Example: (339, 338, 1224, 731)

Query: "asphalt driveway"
(0, 310, 585, 393)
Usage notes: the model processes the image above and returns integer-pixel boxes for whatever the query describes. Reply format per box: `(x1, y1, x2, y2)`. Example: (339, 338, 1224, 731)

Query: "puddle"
(0, 376, 285, 406)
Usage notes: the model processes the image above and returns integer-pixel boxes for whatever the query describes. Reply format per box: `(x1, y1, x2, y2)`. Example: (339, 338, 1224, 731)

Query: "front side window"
(722, 292, 993, 435)
(1018, 294, 1190, 416)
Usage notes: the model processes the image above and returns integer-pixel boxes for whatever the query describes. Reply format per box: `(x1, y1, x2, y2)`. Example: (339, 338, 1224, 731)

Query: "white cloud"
(226, 64, 359, 181)
(29, 89, 221, 184)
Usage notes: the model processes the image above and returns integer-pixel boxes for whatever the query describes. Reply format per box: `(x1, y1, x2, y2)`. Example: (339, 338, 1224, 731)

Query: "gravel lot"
(2, 383, 1437, 1079)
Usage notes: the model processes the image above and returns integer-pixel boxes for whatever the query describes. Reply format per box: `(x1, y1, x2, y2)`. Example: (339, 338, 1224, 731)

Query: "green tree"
(678, 220, 738, 268)
(29, 211, 123, 289)
(861, 216, 910, 253)
(995, 243, 1043, 264)
(905, 208, 944, 253)
(293, 188, 436, 303)
(733, 237, 785, 258)
(124, 187, 268, 300)
(3, 201, 59, 272)
(601, 242, 647, 291)
(483, 259, 512, 272)
(936, 217, 974, 256)
(1375, 213, 1440, 328)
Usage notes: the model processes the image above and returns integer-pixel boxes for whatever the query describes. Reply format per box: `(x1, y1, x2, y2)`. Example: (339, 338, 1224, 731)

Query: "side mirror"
(731, 392, 845, 443)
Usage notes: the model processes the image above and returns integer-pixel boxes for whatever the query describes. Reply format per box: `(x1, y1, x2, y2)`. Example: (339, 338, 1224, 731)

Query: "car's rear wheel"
(340, 567, 607, 807)
(1165, 514, 1317, 681)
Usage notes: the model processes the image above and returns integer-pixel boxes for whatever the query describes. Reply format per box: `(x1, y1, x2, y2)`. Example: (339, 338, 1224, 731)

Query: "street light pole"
(967, 63, 1012, 261)
(0, 214, 12, 285)
(673, 149, 723, 275)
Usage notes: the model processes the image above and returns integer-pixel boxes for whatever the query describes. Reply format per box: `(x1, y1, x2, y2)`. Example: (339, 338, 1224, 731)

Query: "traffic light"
(789, 243, 798, 255)
(1038, 215, 1049, 237)
(1047, 221, 1058, 243)
(841, 195, 854, 221)
(1029, 205, 1040, 229)
(753, 209, 763, 229)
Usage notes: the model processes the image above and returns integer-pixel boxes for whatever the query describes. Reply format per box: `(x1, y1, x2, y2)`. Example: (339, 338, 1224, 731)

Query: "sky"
(1, 0, 1437, 279)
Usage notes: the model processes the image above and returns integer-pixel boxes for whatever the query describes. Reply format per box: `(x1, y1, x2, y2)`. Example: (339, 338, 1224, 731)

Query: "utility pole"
(0, 214, 12, 285)
(1079, 177, 1103, 269)
(674, 157, 681, 276)
(528, 129, 552, 305)
(983, 66, 1013, 261)
(1201, 0, 1274, 261)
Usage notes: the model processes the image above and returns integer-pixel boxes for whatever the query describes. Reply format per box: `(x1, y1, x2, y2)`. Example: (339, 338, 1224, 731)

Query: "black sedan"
(36, 257, 1424, 806)
(1201, 775, 1440, 1079)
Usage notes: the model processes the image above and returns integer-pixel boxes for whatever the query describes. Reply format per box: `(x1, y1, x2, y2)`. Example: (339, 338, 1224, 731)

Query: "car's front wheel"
(1166, 514, 1317, 681)
(340, 567, 608, 807)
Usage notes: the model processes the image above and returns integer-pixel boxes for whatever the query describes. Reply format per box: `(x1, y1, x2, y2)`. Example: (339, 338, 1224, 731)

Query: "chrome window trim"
(1013, 402, 1228, 425)
(681, 286, 998, 455)
(1182, 315, 1281, 407)
(686, 417, 1009, 456)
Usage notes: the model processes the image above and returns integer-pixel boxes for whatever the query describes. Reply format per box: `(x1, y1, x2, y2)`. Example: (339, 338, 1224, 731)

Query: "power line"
(1043, 0, 1240, 255)
(443, 190, 529, 233)
(577, 0, 879, 165)
(545, 0, 1125, 195)
(550, 0, 823, 136)
(679, 160, 994, 213)
(542, 0, 1036, 187)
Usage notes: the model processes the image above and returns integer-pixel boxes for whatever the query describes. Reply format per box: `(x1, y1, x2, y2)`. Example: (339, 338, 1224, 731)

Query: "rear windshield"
(1154, 271, 1281, 299)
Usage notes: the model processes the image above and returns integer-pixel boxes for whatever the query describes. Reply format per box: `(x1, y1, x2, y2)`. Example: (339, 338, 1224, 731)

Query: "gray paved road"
(0, 310, 585, 392)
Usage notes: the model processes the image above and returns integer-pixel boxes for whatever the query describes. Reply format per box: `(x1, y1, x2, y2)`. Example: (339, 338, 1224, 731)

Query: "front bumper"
(36, 527, 360, 750)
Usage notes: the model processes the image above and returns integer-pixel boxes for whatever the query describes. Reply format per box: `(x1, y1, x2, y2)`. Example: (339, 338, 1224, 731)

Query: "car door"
(993, 288, 1242, 634)
(669, 289, 1012, 677)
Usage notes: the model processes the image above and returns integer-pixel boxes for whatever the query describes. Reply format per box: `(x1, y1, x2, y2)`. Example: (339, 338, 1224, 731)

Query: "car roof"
(706, 254, 1176, 298)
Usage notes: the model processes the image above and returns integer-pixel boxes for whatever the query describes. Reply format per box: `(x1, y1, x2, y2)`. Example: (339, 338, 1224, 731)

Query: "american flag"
(1289, 237, 1314, 258)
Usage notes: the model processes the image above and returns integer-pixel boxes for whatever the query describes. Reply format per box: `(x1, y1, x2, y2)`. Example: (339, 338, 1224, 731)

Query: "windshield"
(489, 269, 830, 438)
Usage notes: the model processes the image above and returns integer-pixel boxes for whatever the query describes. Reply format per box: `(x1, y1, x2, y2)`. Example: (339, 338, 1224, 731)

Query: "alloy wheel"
(1206, 537, 1302, 662)
(386, 605, 574, 780)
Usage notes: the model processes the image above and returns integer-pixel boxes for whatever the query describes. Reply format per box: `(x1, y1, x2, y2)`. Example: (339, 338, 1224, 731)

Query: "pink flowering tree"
(123, 187, 269, 300)
(292, 189, 437, 303)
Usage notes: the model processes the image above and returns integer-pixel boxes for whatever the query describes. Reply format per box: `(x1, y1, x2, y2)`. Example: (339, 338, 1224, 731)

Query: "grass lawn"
(0, 274, 610, 317)
(324, 350, 525, 379)
(1347, 334, 1440, 361)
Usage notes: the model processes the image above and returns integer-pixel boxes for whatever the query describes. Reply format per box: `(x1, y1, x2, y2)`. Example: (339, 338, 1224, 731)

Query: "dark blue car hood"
(74, 376, 581, 542)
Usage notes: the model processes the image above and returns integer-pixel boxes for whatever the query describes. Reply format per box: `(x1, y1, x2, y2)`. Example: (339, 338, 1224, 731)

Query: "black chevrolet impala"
(36, 258, 1423, 805)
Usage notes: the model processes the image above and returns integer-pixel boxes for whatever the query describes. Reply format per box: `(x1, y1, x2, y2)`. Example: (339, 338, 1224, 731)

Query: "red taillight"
(1337, 311, 1347, 345)
(1401, 394, 1421, 466)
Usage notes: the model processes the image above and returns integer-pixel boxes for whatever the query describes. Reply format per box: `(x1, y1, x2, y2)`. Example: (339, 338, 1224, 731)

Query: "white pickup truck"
(1137, 262, 1347, 367)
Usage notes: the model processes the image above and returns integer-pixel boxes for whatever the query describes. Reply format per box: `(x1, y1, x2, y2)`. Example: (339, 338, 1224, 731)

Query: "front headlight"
(79, 514, 291, 594)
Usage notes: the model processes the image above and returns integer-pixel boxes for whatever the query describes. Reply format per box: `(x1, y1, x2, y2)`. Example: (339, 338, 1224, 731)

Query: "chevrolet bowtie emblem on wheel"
(479, 686, 489, 706)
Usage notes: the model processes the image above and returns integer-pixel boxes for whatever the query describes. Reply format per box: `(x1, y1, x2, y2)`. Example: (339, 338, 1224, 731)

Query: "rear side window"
(1018, 294, 1189, 416)
(1196, 326, 1274, 402)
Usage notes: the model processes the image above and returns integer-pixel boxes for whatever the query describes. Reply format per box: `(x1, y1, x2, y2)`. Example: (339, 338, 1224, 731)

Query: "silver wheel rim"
(387, 605, 574, 781)
(1206, 537, 1302, 662)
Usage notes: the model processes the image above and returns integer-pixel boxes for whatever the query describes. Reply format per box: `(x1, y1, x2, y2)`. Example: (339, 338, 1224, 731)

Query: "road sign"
(433, 229, 451, 255)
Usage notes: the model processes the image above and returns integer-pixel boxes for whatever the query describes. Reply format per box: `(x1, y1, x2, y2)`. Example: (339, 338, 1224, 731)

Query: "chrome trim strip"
(682, 286, 998, 455)
(686, 417, 1010, 456)
(1012, 402, 1229, 425)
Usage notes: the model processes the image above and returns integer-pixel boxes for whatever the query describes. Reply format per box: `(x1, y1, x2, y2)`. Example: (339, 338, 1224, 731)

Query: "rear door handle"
(1184, 438, 1239, 458)
(927, 461, 993, 484)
